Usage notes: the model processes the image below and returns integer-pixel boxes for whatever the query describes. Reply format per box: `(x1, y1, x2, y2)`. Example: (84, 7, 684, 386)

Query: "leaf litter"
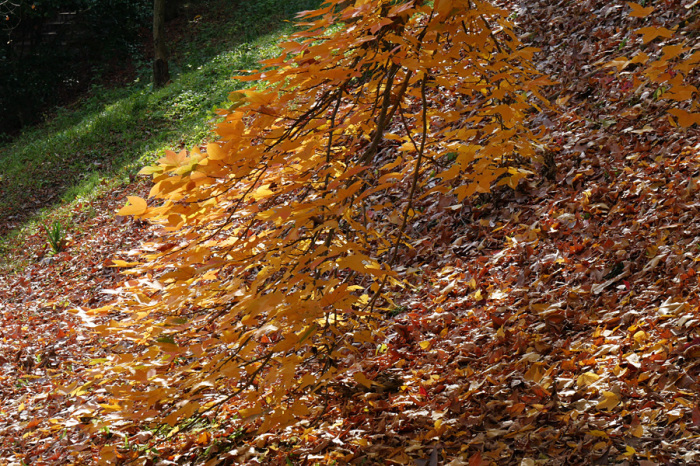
(1, 0, 700, 464)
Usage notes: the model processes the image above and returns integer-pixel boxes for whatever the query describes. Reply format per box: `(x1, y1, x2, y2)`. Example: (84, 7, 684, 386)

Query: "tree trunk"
(153, 0, 170, 89)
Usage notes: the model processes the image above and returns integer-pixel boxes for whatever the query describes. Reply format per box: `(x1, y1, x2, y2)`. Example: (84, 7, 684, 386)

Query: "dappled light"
(1, 0, 700, 464)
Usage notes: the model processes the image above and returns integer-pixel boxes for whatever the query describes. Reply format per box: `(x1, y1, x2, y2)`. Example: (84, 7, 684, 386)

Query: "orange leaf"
(196, 431, 210, 445)
(627, 2, 654, 18)
(26, 418, 40, 429)
(635, 26, 674, 44)
(597, 391, 621, 411)
(668, 108, 700, 128)
(353, 372, 372, 389)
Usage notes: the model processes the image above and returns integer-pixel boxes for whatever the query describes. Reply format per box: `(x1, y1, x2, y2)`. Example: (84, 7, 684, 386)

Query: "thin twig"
(360, 63, 401, 163)
(365, 77, 430, 314)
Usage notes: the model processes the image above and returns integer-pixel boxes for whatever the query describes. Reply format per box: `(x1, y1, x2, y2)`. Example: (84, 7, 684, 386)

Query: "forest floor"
(1, 0, 700, 464)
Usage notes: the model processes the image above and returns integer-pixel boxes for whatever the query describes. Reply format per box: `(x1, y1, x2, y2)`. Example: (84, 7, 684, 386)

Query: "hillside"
(1, 0, 700, 464)
(0, 0, 319, 242)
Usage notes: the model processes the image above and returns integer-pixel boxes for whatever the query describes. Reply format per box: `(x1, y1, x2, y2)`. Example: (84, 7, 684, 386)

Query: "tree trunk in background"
(153, 0, 169, 89)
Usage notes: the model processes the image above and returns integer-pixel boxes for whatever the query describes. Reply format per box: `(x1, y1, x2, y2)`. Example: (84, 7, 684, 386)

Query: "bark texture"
(153, 0, 170, 89)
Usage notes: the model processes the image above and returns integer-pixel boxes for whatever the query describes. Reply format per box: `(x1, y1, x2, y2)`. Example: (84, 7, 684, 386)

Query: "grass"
(0, 0, 321, 269)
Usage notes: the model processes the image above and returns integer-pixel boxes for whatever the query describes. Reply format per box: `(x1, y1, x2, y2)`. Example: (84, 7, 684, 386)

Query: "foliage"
(89, 0, 547, 450)
(43, 220, 66, 254)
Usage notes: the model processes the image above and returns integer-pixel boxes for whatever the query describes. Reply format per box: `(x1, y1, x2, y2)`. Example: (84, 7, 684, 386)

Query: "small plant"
(44, 221, 66, 254)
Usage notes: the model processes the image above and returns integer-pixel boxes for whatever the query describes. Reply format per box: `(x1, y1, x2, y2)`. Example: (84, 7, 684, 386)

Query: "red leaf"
(692, 407, 700, 427)
(469, 452, 485, 466)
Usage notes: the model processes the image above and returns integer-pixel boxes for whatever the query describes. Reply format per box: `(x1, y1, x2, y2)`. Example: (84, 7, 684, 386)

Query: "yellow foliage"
(89, 0, 545, 437)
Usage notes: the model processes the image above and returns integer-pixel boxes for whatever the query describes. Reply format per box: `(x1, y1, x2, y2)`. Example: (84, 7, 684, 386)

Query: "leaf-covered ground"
(2, 0, 700, 464)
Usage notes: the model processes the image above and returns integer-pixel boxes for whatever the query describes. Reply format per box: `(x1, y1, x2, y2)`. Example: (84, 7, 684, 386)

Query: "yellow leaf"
(633, 330, 647, 344)
(588, 430, 609, 438)
(109, 260, 139, 268)
(159, 149, 188, 166)
(419, 340, 432, 350)
(252, 184, 274, 200)
(577, 371, 600, 387)
(71, 381, 94, 397)
(617, 445, 636, 460)
(631, 424, 644, 437)
(626, 2, 653, 18)
(661, 44, 686, 61)
(298, 373, 316, 389)
(354, 438, 369, 447)
(524, 363, 545, 383)
(338, 254, 372, 272)
(597, 391, 621, 410)
(353, 372, 372, 389)
(138, 165, 163, 176)
(99, 402, 122, 412)
(117, 196, 148, 216)
(668, 408, 683, 423)
(629, 52, 649, 65)
(227, 91, 247, 111)
(665, 84, 698, 102)
(290, 401, 310, 417)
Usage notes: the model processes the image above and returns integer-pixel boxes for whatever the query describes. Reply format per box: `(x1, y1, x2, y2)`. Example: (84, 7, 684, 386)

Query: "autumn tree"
(83, 0, 550, 458)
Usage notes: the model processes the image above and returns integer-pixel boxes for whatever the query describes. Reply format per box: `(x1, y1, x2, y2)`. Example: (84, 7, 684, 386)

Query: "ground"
(1, 0, 700, 464)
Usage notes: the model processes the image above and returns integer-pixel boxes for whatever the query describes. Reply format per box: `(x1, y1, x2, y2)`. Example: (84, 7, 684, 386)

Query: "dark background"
(0, 0, 164, 138)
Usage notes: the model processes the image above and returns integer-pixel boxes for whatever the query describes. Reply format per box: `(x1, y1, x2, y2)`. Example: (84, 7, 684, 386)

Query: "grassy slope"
(0, 0, 319, 268)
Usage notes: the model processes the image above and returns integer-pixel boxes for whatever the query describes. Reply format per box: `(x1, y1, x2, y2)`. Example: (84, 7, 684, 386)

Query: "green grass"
(0, 0, 321, 266)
